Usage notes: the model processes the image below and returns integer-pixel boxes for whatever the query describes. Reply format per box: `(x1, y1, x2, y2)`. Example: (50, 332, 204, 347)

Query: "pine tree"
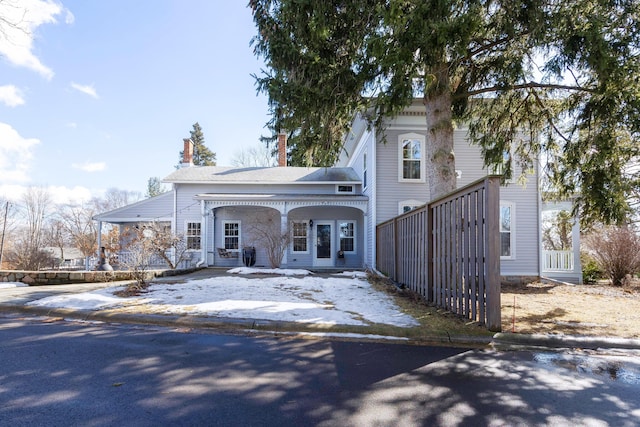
(179, 122, 216, 166)
(250, 0, 640, 226)
(146, 177, 166, 198)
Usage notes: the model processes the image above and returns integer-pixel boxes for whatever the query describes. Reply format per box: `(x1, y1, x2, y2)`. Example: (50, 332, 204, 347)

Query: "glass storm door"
(314, 221, 333, 267)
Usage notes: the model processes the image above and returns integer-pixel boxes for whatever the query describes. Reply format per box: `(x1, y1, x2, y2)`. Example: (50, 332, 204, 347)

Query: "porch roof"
(195, 193, 369, 213)
(164, 166, 361, 184)
(92, 192, 173, 223)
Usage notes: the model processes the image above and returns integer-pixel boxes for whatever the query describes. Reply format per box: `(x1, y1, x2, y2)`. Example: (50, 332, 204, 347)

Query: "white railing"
(542, 250, 574, 272)
(112, 251, 171, 268)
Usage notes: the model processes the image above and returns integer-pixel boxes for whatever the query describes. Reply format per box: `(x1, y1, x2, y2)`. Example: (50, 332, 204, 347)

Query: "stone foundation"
(0, 267, 201, 286)
(500, 275, 541, 285)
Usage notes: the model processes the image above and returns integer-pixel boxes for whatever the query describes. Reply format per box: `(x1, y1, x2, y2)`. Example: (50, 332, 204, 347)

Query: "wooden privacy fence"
(376, 176, 501, 331)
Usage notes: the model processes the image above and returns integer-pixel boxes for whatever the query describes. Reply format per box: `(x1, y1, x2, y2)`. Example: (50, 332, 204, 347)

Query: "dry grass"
(502, 280, 640, 338)
(369, 273, 640, 339)
(366, 272, 493, 340)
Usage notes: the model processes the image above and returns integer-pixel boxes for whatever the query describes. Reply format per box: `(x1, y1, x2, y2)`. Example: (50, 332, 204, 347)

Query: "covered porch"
(541, 200, 582, 284)
(196, 194, 368, 270)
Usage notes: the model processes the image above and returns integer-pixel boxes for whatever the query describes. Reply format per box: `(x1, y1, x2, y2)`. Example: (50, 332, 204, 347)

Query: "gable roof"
(93, 191, 173, 222)
(163, 166, 361, 184)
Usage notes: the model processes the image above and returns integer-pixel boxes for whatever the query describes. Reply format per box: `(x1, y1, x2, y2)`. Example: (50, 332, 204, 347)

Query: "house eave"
(164, 179, 362, 186)
(93, 216, 173, 224)
(194, 193, 368, 202)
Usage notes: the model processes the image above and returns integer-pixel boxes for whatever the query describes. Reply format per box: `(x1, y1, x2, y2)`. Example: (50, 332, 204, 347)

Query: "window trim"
(221, 220, 241, 252)
(399, 199, 425, 215)
(185, 221, 202, 251)
(291, 221, 309, 254)
(338, 220, 356, 253)
(500, 201, 515, 260)
(490, 149, 516, 183)
(336, 184, 355, 194)
(398, 133, 426, 183)
(363, 151, 368, 190)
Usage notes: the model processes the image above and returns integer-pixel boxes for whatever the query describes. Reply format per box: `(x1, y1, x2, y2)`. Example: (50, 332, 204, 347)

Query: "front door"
(314, 221, 333, 267)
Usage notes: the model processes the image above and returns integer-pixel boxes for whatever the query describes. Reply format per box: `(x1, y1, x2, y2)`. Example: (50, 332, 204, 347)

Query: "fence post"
(393, 217, 399, 283)
(426, 204, 433, 302)
(485, 177, 502, 331)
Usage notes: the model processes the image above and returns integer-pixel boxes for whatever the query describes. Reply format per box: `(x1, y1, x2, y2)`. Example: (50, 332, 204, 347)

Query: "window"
(186, 222, 201, 250)
(291, 221, 308, 253)
(399, 200, 425, 215)
(363, 152, 367, 190)
(490, 149, 515, 181)
(339, 221, 356, 252)
(398, 133, 425, 182)
(500, 202, 515, 259)
(223, 221, 240, 251)
(337, 185, 354, 194)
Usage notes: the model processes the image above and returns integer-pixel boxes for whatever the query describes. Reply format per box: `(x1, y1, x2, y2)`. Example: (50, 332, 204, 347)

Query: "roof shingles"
(163, 166, 361, 184)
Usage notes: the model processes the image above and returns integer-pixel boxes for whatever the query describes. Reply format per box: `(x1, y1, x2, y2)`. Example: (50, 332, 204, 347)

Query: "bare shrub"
(140, 222, 190, 269)
(583, 225, 640, 286)
(118, 230, 154, 293)
(117, 222, 190, 294)
(245, 209, 290, 268)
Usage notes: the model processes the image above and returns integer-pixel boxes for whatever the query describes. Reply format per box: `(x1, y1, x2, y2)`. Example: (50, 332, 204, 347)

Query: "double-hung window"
(363, 152, 368, 190)
(500, 202, 515, 259)
(223, 221, 240, 251)
(399, 199, 425, 215)
(339, 221, 356, 253)
(398, 133, 426, 182)
(291, 221, 308, 253)
(186, 222, 201, 250)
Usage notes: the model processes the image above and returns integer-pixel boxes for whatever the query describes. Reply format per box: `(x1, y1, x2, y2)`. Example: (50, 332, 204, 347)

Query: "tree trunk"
(423, 64, 456, 200)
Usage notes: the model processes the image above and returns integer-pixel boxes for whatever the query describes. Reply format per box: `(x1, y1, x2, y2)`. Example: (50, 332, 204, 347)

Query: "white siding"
(94, 192, 173, 222)
(342, 121, 377, 268)
(372, 113, 541, 277)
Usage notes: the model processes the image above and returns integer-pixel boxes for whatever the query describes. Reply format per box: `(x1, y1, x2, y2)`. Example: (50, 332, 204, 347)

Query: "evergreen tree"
(146, 177, 166, 198)
(179, 122, 216, 166)
(250, 0, 640, 226)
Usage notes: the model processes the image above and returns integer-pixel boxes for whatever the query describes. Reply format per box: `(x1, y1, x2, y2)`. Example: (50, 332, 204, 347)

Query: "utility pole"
(0, 201, 9, 269)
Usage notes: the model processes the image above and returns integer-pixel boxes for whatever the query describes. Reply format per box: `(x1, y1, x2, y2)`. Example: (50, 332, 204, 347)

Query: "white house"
(94, 101, 582, 283)
(335, 99, 581, 283)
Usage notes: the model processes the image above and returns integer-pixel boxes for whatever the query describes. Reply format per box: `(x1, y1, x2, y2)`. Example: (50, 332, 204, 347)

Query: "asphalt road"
(1, 314, 639, 427)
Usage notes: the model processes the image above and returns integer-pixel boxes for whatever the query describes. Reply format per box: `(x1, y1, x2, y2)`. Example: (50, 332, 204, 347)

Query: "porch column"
(200, 200, 207, 267)
(281, 213, 288, 265)
(364, 214, 369, 269)
(572, 216, 582, 284)
(210, 208, 216, 266)
(94, 221, 103, 270)
(96, 221, 102, 256)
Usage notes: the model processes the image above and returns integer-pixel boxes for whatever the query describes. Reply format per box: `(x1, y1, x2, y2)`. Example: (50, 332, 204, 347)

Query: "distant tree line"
(0, 187, 142, 271)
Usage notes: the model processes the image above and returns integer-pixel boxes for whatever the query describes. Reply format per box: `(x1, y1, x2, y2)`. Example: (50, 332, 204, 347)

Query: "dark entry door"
(315, 222, 333, 267)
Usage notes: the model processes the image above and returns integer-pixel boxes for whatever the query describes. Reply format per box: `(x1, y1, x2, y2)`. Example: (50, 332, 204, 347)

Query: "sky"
(18, 268, 420, 330)
(0, 0, 271, 205)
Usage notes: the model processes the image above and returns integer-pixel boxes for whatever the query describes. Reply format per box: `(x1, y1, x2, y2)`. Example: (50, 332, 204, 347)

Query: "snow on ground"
(27, 270, 419, 327)
(0, 282, 28, 289)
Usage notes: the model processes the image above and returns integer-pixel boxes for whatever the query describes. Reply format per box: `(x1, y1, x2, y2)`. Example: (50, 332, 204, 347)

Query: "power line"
(0, 201, 10, 268)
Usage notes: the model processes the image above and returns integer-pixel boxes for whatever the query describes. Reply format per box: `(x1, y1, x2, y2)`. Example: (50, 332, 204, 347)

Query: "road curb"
(493, 332, 640, 350)
(3, 303, 638, 350)
(1, 303, 495, 347)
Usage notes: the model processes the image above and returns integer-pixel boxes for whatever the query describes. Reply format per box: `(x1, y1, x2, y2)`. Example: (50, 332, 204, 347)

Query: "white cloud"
(70, 82, 99, 99)
(64, 9, 75, 24)
(0, 85, 25, 107)
(0, 122, 40, 184)
(72, 161, 106, 172)
(47, 185, 92, 205)
(0, 0, 70, 80)
(0, 184, 93, 205)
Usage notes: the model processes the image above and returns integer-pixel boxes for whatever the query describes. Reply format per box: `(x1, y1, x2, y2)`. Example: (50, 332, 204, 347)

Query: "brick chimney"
(277, 131, 287, 167)
(181, 138, 194, 168)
